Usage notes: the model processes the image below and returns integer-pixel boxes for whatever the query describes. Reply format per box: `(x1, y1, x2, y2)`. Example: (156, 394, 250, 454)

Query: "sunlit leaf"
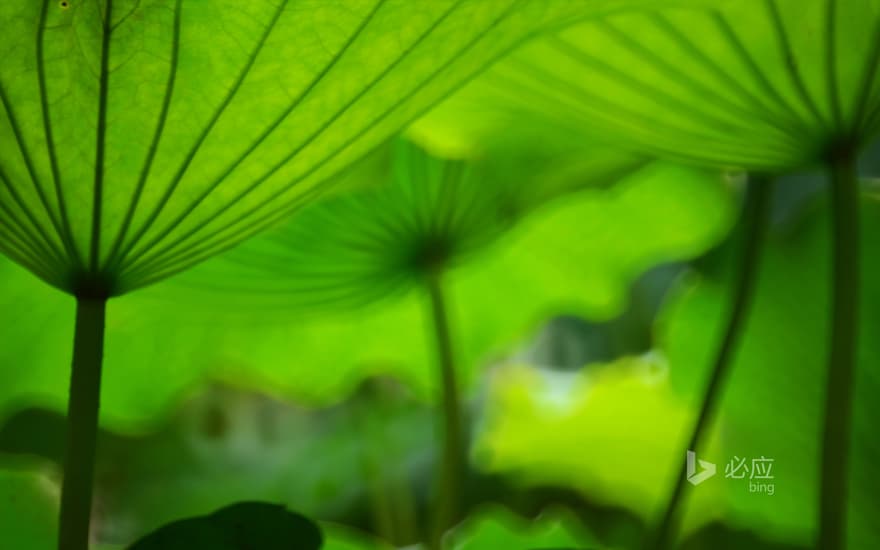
(441, 0, 880, 170)
(0, 0, 665, 295)
(0, 141, 734, 426)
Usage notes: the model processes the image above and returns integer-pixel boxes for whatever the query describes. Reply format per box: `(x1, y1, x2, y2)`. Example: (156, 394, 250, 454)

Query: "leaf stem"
(425, 271, 465, 549)
(818, 146, 859, 550)
(58, 297, 107, 550)
(646, 175, 772, 550)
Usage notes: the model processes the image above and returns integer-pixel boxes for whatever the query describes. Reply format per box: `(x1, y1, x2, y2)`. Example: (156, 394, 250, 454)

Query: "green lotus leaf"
(441, 0, 880, 171)
(0, 141, 734, 427)
(0, 0, 661, 296)
(407, 66, 648, 207)
(453, 5, 879, 546)
(166, 139, 648, 311)
(116, 141, 737, 543)
(146, 141, 734, 404)
(466, 191, 880, 548)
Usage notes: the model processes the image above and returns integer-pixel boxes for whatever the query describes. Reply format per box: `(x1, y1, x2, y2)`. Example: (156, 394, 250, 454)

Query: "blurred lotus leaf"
(445, 504, 598, 550)
(0, 140, 735, 427)
(475, 190, 880, 548)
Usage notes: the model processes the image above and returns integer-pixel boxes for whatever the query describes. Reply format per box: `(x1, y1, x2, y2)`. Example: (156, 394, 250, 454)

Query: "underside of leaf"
(470, 0, 880, 171)
(0, 0, 647, 296)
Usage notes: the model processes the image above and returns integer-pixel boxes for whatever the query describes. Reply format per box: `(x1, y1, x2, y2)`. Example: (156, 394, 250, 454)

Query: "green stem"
(58, 297, 107, 550)
(818, 148, 859, 550)
(426, 271, 464, 549)
(646, 175, 772, 550)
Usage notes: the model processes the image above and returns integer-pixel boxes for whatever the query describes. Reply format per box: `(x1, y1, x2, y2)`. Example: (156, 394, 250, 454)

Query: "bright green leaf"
(0, 0, 671, 295)
(140, 144, 734, 408)
(0, 142, 734, 427)
(444, 0, 880, 170)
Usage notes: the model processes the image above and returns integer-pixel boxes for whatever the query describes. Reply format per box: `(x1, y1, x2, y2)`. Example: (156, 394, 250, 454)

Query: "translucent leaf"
(445, 0, 880, 170)
(0, 149, 735, 427)
(0, 0, 668, 295)
(136, 147, 734, 410)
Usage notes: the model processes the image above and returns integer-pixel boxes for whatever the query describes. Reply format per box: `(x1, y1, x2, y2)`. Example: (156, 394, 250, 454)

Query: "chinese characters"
(724, 455, 775, 495)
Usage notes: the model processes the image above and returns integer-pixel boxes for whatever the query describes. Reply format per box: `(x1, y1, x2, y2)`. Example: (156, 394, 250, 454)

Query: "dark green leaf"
(127, 501, 322, 550)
